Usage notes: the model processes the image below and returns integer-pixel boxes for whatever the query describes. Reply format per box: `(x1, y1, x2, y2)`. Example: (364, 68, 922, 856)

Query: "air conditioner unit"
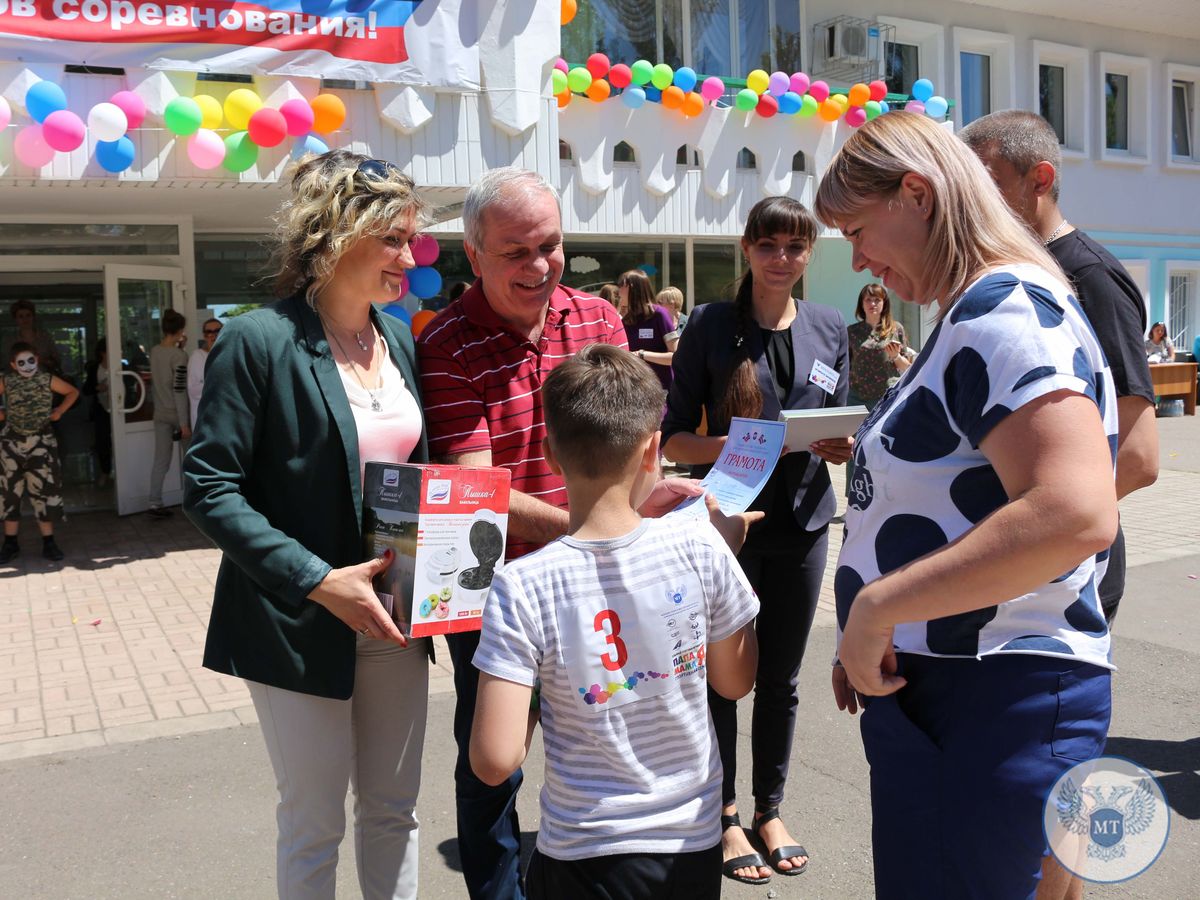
(827, 21, 869, 63)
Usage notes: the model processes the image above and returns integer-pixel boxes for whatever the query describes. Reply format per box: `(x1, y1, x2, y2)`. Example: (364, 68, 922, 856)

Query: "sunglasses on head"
(356, 158, 401, 182)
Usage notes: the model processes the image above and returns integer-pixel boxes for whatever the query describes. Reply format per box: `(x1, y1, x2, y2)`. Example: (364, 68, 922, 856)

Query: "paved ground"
(1, 417, 1197, 897)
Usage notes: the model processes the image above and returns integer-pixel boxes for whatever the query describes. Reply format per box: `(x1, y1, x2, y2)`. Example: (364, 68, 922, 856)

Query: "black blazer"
(184, 295, 428, 700)
(662, 298, 849, 539)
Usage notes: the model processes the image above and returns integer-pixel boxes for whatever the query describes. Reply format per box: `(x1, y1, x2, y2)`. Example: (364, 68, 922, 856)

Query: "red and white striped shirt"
(417, 281, 627, 560)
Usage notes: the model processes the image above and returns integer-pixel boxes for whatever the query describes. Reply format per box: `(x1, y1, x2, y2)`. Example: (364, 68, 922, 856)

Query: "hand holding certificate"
(778, 405, 868, 451)
(665, 417, 785, 520)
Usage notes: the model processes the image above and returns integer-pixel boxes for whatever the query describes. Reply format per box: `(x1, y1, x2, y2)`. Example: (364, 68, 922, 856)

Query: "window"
(952, 29, 1014, 129)
(737, 148, 757, 170)
(884, 42, 919, 94)
(879, 17, 944, 98)
(1031, 42, 1089, 157)
(691, 0, 732, 75)
(1099, 53, 1151, 164)
(1167, 65, 1200, 167)
(1167, 269, 1196, 354)
(740, 0, 803, 73)
(1105, 73, 1129, 151)
(960, 53, 991, 125)
(792, 151, 806, 172)
(1039, 64, 1066, 144)
(561, 0, 680, 68)
(614, 141, 637, 164)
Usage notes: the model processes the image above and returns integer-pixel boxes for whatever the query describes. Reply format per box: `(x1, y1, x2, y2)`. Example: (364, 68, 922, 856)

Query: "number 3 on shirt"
(594, 609, 629, 671)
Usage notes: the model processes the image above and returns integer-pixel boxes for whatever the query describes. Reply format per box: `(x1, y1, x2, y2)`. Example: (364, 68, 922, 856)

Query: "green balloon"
(864, 99, 882, 120)
(164, 96, 202, 136)
(223, 131, 259, 173)
(566, 67, 592, 93)
(797, 94, 819, 117)
(551, 69, 568, 95)
(630, 59, 654, 86)
(650, 63, 674, 90)
(735, 89, 759, 111)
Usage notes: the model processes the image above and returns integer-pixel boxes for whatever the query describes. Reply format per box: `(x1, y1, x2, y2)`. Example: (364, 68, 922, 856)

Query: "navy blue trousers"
(861, 653, 1111, 900)
(526, 844, 721, 900)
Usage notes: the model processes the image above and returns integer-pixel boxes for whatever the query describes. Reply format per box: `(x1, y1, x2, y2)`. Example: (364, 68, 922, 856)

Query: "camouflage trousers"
(0, 429, 64, 522)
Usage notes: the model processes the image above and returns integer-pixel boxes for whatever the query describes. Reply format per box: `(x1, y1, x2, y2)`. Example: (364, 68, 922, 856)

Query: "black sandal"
(752, 807, 808, 876)
(720, 813, 772, 885)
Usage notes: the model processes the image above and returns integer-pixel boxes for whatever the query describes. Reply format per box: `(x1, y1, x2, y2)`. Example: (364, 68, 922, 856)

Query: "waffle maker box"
(363, 463, 511, 637)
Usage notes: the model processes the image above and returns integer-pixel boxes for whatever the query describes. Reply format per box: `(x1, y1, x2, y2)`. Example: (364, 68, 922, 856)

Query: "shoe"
(720, 813, 772, 885)
(42, 538, 64, 562)
(752, 808, 808, 876)
(148, 507, 173, 519)
(0, 541, 18, 564)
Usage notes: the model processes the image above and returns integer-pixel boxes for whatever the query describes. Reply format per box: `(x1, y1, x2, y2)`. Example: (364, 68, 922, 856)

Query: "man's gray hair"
(959, 110, 1062, 202)
(462, 167, 561, 250)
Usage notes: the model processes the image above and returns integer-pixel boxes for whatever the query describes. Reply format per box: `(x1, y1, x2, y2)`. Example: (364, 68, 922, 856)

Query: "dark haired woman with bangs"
(618, 268, 677, 390)
(662, 196, 851, 886)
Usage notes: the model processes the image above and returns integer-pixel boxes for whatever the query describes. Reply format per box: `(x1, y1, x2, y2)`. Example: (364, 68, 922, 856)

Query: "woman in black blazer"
(184, 151, 430, 900)
(662, 197, 850, 886)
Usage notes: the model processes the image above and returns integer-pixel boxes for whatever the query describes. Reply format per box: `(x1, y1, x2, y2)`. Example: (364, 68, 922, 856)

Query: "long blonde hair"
(814, 113, 1064, 315)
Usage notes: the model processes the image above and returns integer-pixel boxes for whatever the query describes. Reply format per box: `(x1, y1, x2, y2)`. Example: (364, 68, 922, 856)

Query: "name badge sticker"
(809, 359, 839, 395)
(638, 328, 655, 339)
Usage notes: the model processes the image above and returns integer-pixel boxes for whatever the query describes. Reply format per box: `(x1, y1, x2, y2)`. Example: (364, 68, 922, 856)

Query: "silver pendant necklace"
(322, 312, 383, 412)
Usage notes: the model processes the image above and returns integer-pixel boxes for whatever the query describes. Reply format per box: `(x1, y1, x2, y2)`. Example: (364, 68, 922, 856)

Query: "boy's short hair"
(9, 341, 36, 363)
(161, 309, 186, 336)
(542, 344, 665, 479)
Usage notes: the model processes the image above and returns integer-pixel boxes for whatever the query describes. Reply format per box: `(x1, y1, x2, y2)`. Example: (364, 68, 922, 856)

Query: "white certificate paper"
(666, 417, 785, 520)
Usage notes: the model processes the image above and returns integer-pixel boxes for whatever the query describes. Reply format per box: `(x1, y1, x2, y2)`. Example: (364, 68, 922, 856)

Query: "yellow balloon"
(193, 94, 223, 130)
(224, 88, 262, 131)
(746, 69, 769, 94)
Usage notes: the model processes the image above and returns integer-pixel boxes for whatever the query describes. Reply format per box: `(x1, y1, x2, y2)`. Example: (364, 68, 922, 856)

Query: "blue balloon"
(638, 263, 658, 275)
(382, 303, 412, 324)
(925, 95, 949, 119)
(621, 86, 646, 109)
(408, 266, 442, 300)
(672, 66, 697, 93)
(777, 91, 802, 115)
(95, 137, 135, 173)
(644, 86, 662, 103)
(291, 133, 329, 160)
(878, 100, 890, 114)
(26, 81, 67, 124)
(911, 78, 934, 103)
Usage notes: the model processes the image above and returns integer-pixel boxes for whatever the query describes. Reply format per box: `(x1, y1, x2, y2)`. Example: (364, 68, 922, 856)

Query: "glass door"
(103, 265, 185, 516)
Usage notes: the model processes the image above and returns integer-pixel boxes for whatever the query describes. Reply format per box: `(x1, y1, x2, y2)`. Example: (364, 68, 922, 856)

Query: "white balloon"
(87, 102, 129, 142)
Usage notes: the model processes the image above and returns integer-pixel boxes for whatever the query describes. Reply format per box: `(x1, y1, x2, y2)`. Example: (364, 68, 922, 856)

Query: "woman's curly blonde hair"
(270, 149, 431, 305)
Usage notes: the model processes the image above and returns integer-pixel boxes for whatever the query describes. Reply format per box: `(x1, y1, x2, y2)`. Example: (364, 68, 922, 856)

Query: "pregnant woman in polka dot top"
(815, 114, 1119, 899)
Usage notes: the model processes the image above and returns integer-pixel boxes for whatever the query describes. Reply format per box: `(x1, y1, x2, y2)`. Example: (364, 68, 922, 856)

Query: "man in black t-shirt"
(962, 109, 1160, 900)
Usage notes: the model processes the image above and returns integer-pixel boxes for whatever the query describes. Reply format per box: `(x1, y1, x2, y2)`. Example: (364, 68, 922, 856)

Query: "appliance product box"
(363, 463, 511, 638)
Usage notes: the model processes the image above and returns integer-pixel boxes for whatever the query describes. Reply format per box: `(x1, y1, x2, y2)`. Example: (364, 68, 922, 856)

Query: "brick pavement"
(2, 416, 1196, 761)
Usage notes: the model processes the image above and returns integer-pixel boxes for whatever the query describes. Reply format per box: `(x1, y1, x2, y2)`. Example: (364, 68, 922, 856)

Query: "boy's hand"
(638, 476, 703, 518)
(49, 409, 63, 423)
(705, 493, 764, 554)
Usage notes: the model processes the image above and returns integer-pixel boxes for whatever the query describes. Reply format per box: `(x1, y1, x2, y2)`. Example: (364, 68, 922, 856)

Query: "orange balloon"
(681, 91, 705, 117)
(586, 79, 611, 103)
(557, 91, 572, 109)
(848, 83, 870, 107)
(411, 310, 437, 338)
(661, 85, 685, 110)
(561, 0, 577, 25)
(818, 100, 842, 122)
(309, 93, 346, 134)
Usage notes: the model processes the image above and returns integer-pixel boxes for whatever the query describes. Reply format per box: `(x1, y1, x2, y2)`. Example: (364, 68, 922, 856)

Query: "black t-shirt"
(1047, 229, 1155, 404)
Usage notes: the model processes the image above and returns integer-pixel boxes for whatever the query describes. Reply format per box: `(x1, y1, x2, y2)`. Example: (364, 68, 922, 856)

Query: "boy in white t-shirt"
(470, 343, 761, 900)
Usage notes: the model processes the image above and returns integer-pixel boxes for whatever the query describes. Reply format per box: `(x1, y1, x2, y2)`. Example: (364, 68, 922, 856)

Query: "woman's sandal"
(752, 807, 809, 876)
(720, 813, 772, 885)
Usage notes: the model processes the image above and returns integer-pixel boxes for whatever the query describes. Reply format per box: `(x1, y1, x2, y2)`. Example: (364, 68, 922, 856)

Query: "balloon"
(586, 53, 610, 79)
(911, 78, 934, 102)
(42, 109, 85, 152)
(0, 96, 10, 131)
(222, 130, 259, 173)
(798, 94, 819, 117)
(95, 136, 136, 172)
(845, 107, 868, 128)
(86, 102, 127, 142)
(248, 107, 288, 147)
(768, 71, 789, 96)
(163, 96, 202, 136)
(382, 303, 412, 325)
(879, 101, 890, 115)
(650, 64, 674, 91)
(864, 100, 882, 120)
(644, 86, 662, 103)
(291, 133, 329, 160)
(557, 91, 572, 109)
(621, 86, 646, 109)
(279, 98, 314, 136)
(560, 0, 577, 25)
(586, 80, 611, 103)
(673, 67, 697, 93)
(808, 80, 830, 103)
(409, 234, 440, 267)
(187, 129, 226, 169)
(681, 91, 705, 118)
(408, 266, 442, 300)
(789, 72, 811, 95)
(848, 83, 870, 107)
(925, 96, 949, 119)
(551, 69, 568, 95)
(630, 60, 654, 86)
(828, 94, 849, 112)
(745, 69, 769, 94)
(554, 58, 569, 74)
(778, 91, 802, 115)
(14, 125, 55, 167)
(734, 89, 759, 111)
(869, 80, 888, 102)
(110, 91, 146, 129)
(609, 64, 632, 89)
(309, 93, 346, 134)
(194, 94, 224, 129)
(755, 94, 779, 118)
(661, 86, 685, 110)
(905, 100, 926, 114)
(223, 89, 262, 131)
(818, 100, 842, 122)
(25, 81, 67, 124)
(566, 67, 592, 93)
(700, 76, 725, 102)
(411, 309, 437, 337)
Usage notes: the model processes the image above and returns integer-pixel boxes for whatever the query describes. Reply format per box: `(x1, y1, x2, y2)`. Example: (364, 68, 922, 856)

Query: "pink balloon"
(789, 72, 811, 95)
(845, 107, 868, 128)
(808, 80, 830, 103)
(42, 109, 86, 152)
(554, 58, 569, 73)
(14, 125, 56, 167)
(279, 98, 315, 137)
(187, 128, 226, 170)
(109, 90, 146, 129)
(0, 96, 10, 130)
(248, 107, 288, 148)
(905, 100, 926, 114)
(409, 234, 440, 267)
(700, 76, 725, 102)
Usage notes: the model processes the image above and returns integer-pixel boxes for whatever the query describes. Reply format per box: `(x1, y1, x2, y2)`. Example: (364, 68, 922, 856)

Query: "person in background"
(147, 310, 190, 518)
(846, 284, 914, 409)
(184, 150, 431, 900)
(82, 339, 113, 489)
(619, 269, 677, 391)
(597, 283, 620, 308)
(1145, 322, 1175, 363)
(663, 196, 851, 886)
(7, 300, 61, 377)
(658, 285, 688, 330)
(187, 318, 222, 428)
(0, 343, 79, 562)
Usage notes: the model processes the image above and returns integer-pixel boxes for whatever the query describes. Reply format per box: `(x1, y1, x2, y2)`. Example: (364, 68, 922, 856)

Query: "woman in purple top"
(619, 269, 678, 390)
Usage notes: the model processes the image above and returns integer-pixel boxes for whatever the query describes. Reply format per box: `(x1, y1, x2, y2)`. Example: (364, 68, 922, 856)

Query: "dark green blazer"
(184, 294, 428, 699)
